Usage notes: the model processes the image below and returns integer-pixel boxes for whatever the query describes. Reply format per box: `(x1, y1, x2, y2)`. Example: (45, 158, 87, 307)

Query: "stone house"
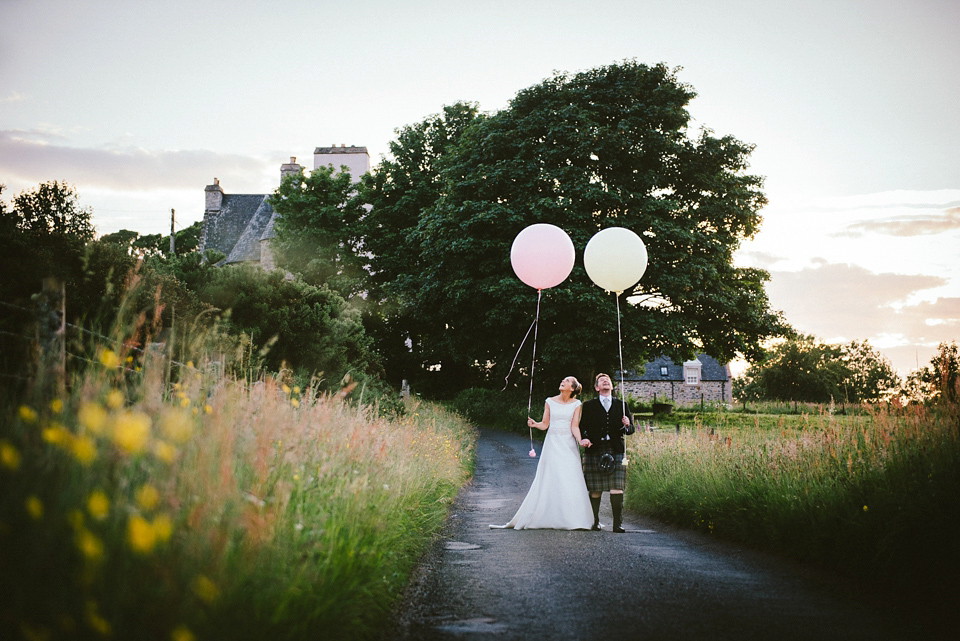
(200, 145, 370, 268)
(619, 353, 733, 407)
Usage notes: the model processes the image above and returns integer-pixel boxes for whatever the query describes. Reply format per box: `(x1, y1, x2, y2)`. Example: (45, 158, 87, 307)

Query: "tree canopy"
(270, 165, 369, 299)
(357, 61, 788, 394)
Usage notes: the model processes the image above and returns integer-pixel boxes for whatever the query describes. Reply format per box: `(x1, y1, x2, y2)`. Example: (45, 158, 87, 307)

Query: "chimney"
(204, 177, 223, 212)
(280, 156, 302, 182)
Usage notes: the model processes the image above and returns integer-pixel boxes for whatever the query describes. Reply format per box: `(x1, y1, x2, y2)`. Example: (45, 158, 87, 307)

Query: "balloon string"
(501, 315, 539, 392)
(528, 289, 542, 452)
(616, 292, 626, 416)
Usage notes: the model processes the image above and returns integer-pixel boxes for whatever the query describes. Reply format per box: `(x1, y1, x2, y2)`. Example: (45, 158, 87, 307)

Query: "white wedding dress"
(491, 398, 594, 530)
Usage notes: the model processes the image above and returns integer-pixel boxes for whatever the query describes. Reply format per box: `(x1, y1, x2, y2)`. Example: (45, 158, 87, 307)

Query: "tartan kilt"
(583, 451, 626, 492)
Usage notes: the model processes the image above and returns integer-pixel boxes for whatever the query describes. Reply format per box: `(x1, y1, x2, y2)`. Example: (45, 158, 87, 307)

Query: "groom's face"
(595, 376, 613, 395)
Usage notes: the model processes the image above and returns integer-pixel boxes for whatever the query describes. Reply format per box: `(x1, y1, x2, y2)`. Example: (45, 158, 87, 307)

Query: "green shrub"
(451, 388, 530, 432)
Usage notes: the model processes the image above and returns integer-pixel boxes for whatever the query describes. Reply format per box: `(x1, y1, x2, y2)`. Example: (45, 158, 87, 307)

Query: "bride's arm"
(572, 404, 591, 447)
(527, 401, 550, 431)
(571, 404, 584, 443)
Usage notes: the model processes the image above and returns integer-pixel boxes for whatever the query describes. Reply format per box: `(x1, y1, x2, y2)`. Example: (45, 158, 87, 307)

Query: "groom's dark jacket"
(579, 396, 633, 455)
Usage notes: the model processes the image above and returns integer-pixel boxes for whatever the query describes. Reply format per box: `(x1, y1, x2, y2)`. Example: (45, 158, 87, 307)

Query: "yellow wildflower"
(105, 389, 125, 409)
(135, 484, 160, 511)
(19, 405, 38, 423)
(98, 349, 120, 368)
(293, 386, 301, 394)
(153, 513, 173, 543)
(125, 355, 134, 364)
(76, 528, 104, 561)
(112, 411, 151, 454)
(180, 397, 190, 408)
(171, 625, 195, 641)
(152, 440, 178, 464)
(160, 410, 193, 443)
(26, 495, 43, 519)
(863, 505, 869, 512)
(0, 440, 21, 470)
(71, 435, 97, 465)
(204, 404, 213, 414)
(87, 491, 110, 520)
(79, 402, 108, 434)
(85, 600, 111, 636)
(42, 424, 70, 446)
(291, 398, 300, 408)
(191, 574, 219, 603)
(282, 384, 291, 395)
(127, 515, 156, 554)
(20, 622, 51, 641)
(186, 361, 195, 369)
(50, 398, 64, 413)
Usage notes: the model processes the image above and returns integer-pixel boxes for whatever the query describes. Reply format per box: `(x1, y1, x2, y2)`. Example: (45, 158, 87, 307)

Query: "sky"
(1, 0, 958, 376)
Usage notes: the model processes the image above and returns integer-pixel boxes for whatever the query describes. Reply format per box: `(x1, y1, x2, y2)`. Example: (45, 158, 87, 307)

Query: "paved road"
(387, 428, 947, 640)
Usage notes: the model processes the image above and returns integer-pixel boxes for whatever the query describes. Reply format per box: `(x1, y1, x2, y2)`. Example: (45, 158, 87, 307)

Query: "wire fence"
(0, 297, 210, 381)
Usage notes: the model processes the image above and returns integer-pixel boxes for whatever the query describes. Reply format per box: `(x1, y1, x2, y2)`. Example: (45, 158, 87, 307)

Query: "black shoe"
(591, 522, 601, 531)
(613, 524, 625, 533)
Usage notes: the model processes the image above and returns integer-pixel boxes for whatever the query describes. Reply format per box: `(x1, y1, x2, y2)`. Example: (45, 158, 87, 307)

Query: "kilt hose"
(582, 450, 626, 493)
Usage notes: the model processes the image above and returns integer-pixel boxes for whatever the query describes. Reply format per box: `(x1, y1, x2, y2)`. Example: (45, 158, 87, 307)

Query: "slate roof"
(203, 194, 275, 264)
(621, 354, 730, 382)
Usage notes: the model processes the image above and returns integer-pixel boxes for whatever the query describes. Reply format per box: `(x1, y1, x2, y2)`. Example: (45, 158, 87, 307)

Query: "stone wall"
(621, 380, 731, 406)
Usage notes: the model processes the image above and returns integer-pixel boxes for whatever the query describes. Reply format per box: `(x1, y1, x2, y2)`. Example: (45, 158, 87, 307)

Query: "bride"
(491, 376, 594, 530)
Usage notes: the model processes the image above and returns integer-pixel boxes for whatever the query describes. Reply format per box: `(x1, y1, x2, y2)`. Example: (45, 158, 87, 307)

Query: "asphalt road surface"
(386, 428, 949, 640)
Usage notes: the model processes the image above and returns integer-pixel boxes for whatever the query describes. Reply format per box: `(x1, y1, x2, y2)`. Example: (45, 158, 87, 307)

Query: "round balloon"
(510, 223, 575, 290)
(583, 227, 648, 292)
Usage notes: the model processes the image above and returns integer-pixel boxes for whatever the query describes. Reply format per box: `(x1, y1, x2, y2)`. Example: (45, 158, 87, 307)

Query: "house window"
(659, 366, 668, 376)
(682, 359, 702, 385)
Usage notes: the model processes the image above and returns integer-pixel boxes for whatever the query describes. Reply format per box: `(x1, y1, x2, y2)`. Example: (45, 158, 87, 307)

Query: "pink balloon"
(510, 223, 575, 290)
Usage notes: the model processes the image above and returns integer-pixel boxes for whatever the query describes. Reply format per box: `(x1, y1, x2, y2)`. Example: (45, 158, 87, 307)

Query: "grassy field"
(1, 348, 476, 641)
(625, 400, 960, 615)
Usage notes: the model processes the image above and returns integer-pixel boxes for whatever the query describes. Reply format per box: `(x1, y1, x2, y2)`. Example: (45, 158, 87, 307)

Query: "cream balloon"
(583, 227, 648, 292)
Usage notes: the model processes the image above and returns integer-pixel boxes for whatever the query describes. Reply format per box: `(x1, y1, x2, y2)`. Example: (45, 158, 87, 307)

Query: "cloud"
(0, 129, 272, 191)
(0, 91, 26, 104)
(735, 249, 784, 269)
(834, 206, 960, 237)
(765, 262, 959, 373)
(810, 190, 960, 210)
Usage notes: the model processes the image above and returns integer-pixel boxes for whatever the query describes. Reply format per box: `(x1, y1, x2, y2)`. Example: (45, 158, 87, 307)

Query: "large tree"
(270, 165, 369, 299)
(355, 102, 482, 388)
(362, 62, 788, 394)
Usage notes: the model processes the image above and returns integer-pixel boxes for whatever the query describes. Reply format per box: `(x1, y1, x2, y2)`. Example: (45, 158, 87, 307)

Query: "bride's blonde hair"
(567, 376, 582, 397)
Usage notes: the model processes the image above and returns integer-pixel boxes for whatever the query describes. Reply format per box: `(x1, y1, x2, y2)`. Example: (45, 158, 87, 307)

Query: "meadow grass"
(1, 346, 476, 640)
(626, 400, 960, 610)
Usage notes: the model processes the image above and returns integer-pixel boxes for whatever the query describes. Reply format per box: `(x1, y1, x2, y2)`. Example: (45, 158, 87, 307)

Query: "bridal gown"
(491, 398, 594, 530)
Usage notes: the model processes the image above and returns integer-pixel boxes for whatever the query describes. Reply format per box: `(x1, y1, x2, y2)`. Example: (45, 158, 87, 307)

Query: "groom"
(578, 373, 635, 532)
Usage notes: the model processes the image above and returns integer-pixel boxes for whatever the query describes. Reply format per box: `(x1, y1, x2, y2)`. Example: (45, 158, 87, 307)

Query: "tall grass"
(626, 400, 960, 608)
(1, 342, 475, 639)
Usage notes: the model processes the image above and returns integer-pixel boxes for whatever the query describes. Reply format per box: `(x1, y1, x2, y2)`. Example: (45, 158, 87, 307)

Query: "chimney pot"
(290, 156, 296, 163)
